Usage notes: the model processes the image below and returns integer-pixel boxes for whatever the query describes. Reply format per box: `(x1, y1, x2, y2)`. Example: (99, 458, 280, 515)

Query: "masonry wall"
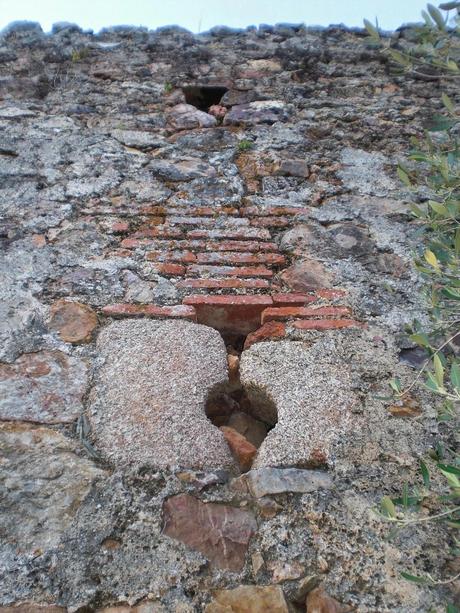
(0, 21, 452, 613)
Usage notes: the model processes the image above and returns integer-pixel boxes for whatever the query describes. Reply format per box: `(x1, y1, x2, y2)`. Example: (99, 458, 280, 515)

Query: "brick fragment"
(187, 265, 273, 278)
(183, 295, 273, 335)
(148, 262, 185, 276)
(145, 250, 197, 263)
(196, 252, 285, 266)
(177, 278, 269, 289)
(244, 321, 286, 349)
(220, 426, 257, 472)
(292, 319, 362, 331)
(187, 228, 271, 240)
(168, 216, 249, 227)
(101, 304, 197, 321)
(250, 217, 291, 228)
(316, 288, 347, 299)
(261, 306, 352, 324)
(131, 226, 183, 239)
(272, 293, 318, 306)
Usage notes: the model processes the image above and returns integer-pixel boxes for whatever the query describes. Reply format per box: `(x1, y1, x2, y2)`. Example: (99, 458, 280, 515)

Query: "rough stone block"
(89, 320, 235, 469)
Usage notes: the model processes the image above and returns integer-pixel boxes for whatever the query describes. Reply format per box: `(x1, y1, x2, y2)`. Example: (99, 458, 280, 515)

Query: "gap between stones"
(205, 322, 278, 474)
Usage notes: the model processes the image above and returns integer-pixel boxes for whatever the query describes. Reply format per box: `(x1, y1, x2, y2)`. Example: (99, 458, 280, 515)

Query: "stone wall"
(0, 21, 452, 612)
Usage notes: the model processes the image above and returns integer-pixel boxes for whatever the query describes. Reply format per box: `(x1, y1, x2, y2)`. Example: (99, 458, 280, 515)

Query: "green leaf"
(440, 468, 460, 489)
(363, 19, 380, 39)
(388, 49, 410, 66)
(425, 249, 440, 269)
(428, 115, 457, 131)
(397, 166, 411, 186)
(437, 463, 460, 476)
(451, 362, 460, 390)
(455, 228, 460, 255)
(420, 460, 430, 487)
(434, 354, 445, 387)
(429, 200, 449, 215)
(400, 571, 429, 584)
(442, 287, 460, 300)
(409, 333, 431, 348)
(427, 3, 447, 28)
(447, 59, 460, 72)
(381, 495, 397, 518)
(389, 377, 402, 394)
(446, 602, 460, 613)
(426, 372, 441, 392)
(442, 92, 455, 113)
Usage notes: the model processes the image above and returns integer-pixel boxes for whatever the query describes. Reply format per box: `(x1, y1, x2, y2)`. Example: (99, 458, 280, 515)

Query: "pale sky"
(0, 0, 429, 34)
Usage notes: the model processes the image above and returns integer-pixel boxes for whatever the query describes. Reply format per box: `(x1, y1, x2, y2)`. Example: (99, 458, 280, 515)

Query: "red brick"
(177, 278, 270, 289)
(292, 319, 363, 331)
(183, 295, 273, 335)
(187, 228, 271, 240)
(241, 206, 310, 217)
(261, 306, 352, 324)
(187, 265, 273, 278)
(196, 252, 285, 266)
(148, 263, 185, 276)
(140, 205, 239, 216)
(316, 289, 347, 299)
(272, 293, 318, 306)
(131, 226, 183, 239)
(101, 304, 197, 321)
(168, 216, 249, 228)
(244, 321, 286, 349)
(250, 217, 290, 228)
(206, 240, 279, 252)
(145, 250, 197, 263)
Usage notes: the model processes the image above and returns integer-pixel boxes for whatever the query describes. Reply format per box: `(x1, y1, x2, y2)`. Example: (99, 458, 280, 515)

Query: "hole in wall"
(182, 85, 229, 111)
(205, 335, 278, 473)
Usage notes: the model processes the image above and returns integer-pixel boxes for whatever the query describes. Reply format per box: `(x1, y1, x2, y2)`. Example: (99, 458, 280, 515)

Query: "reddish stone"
(162, 494, 257, 571)
(306, 586, 345, 613)
(31, 234, 47, 247)
(196, 252, 285, 265)
(148, 262, 185, 276)
(0, 605, 65, 612)
(207, 240, 279, 252)
(183, 295, 273, 335)
(49, 299, 98, 343)
(227, 354, 240, 381)
(110, 221, 130, 233)
(220, 426, 257, 471)
(101, 304, 197, 321)
(208, 104, 227, 119)
(272, 293, 318, 306)
(280, 259, 334, 292)
(244, 321, 286, 349)
(187, 265, 273, 278)
(292, 319, 362, 331)
(177, 278, 270, 289)
(261, 306, 352, 324)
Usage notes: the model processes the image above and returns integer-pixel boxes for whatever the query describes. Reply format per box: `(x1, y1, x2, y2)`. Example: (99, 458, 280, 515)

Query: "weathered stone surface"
(110, 129, 166, 150)
(240, 341, 357, 468)
(89, 320, 235, 468)
(0, 350, 87, 423)
(0, 606, 65, 612)
(338, 148, 397, 197)
(162, 494, 257, 571)
(279, 259, 334, 291)
(241, 467, 333, 498)
(49, 299, 98, 343)
(205, 585, 289, 612)
(96, 602, 165, 612)
(224, 101, 289, 126)
(167, 104, 217, 130)
(150, 157, 217, 181)
(0, 422, 106, 552)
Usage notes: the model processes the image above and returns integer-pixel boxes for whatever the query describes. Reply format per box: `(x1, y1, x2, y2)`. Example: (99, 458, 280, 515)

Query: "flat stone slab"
(240, 340, 358, 468)
(89, 320, 235, 469)
(241, 467, 334, 498)
(0, 350, 87, 423)
(0, 422, 106, 552)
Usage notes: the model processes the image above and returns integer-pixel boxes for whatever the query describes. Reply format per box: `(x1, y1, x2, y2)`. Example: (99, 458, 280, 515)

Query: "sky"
(0, 0, 429, 34)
